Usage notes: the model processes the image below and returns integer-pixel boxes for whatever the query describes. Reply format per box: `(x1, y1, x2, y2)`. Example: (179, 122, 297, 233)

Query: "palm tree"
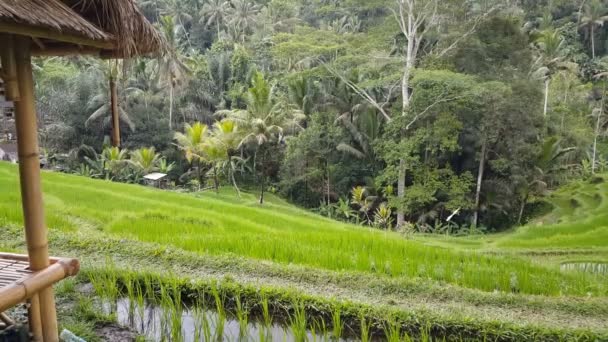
(579, 0, 608, 59)
(158, 15, 192, 131)
(101, 146, 129, 180)
(532, 29, 576, 117)
(130, 147, 161, 175)
(219, 72, 305, 203)
(159, 0, 194, 26)
(211, 119, 245, 196)
(174, 122, 208, 187)
(85, 61, 135, 145)
(200, 0, 230, 38)
(226, 0, 261, 42)
(517, 137, 575, 224)
(287, 75, 318, 116)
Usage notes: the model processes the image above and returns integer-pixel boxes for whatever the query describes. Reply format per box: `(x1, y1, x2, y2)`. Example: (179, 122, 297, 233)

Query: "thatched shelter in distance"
(0, 1, 162, 341)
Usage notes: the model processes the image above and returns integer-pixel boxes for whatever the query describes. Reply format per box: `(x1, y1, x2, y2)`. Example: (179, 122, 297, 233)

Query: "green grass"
(495, 176, 608, 250)
(0, 162, 606, 296)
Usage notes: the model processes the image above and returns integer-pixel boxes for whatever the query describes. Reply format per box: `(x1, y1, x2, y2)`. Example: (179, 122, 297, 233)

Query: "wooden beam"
(31, 37, 45, 50)
(32, 45, 101, 57)
(0, 258, 80, 312)
(12, 35, 59, 342)
(0, 34, 20, 101)
(0, 22, 114, 50)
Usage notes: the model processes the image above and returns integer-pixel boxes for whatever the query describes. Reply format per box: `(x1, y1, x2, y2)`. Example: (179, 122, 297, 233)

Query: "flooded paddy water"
(104, 298, 355, 342)
(560, 262, 608, 276)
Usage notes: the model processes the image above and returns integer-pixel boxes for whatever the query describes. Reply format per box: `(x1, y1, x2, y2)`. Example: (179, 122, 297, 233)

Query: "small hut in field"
(0, 1, 162, 341)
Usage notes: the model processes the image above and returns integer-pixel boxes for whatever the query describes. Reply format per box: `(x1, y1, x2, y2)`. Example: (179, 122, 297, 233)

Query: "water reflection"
(560, 262, 608, 276)
(104, 298, 353, 342)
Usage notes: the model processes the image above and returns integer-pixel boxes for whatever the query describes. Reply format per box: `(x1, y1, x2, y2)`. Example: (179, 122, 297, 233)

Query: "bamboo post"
(12, 35, 59, 342)
(110, 74, 120, 147)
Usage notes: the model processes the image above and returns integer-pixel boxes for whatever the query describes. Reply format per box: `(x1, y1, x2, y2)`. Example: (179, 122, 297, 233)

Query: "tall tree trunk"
(517, 193, 528, 225)
(396, 6, 417, 228)
(397, 159, 406, 227)
(213, 165, 219, 193)
(216, 20, 221, 38)
(543, 78, 550, 117)
(326, 160, 331, 206)
(591, 25, 596, 59)
(472, 138, 487, 228)
(259, 147, 265, 204)
(231, 168, 241, 197)
(110, 76, 120, 147)
(169, 83, 174, 130)
(196, 159, 202, 190)
(592, 94, 604, 174)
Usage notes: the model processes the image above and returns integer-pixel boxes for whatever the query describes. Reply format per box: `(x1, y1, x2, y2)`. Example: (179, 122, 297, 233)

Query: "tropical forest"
(1, 0, 608, 341)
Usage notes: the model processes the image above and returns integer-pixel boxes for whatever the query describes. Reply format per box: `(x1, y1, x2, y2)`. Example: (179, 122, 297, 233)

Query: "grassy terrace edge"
(3, 224, 608, 339)
(79, 267, 608, 342)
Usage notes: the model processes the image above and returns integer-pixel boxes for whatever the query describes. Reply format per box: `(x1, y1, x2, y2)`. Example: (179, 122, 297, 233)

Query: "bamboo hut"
(0, 1, 162, 341)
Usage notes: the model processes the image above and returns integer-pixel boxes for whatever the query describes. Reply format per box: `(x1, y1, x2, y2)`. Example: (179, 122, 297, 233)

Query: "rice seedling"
(383, 317, 402, 342)
(331, 305, 342, 340)
(360, 314, 371, 342)
(288, 300, 308, 342)
(260, 293, 272, 327)
(235, 296, 249, 340)
(210, 283, 226, 340)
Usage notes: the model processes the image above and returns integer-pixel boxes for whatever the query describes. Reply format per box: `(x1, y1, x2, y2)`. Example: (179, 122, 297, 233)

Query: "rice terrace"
(1, 162, 607, 341)
(2, 0, 608, 341)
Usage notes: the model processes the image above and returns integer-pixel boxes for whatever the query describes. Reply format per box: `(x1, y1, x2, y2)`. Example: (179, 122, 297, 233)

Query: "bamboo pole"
(0, 259, 80, 312)
(110, 74, 120, 147)
(28, 294, 43, 340)
(12, 35, 59, 342)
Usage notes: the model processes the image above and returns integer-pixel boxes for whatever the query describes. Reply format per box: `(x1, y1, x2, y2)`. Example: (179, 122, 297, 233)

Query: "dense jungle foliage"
(28, 0, 608, 232)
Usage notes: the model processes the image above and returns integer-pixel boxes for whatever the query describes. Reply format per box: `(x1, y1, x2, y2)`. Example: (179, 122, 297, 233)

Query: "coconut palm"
(218, 71, 305, 203)
(174, 122, 208, 187)
(100, 146, 129, 180)
(85, 61, 135, 144)
(159, 0, 194, 26)
(200, 0, 230, 38)
(158, 15, 192, 130)
(532, 29, 576, 117)
(226, 0, 261, 42)
(211, 119, 246, 196)
(579, 0, 608, 59)
(130, 147, 161, 175)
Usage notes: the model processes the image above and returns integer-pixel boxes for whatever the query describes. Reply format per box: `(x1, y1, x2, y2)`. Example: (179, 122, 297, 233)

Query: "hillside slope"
(1, 162, 607, 338)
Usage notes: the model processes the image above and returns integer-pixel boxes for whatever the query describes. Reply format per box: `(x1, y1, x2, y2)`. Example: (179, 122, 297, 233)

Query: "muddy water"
(105, 298, 353, 342)
(560, 262, 608, 276)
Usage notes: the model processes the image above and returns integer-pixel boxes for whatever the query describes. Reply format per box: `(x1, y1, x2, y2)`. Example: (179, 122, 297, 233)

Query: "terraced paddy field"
(1, 162, 607, 341)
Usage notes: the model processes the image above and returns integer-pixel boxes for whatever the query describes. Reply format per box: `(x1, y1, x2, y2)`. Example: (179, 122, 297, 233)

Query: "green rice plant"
(210, 283, 226, 340)
(123, 272, 136, 323)
(235, 296, 249, 340)
(288, 300, 307, 342)
(2, 163, 604, 297)
(360, 314, 370, 342)
(331, 305, 342, 339)
(383, 317, 402, 342)
(191, 305, 205, 342)
(260, 293, 272, 327)
(134, 278, 146, 332)
(311, 317, 328, 342)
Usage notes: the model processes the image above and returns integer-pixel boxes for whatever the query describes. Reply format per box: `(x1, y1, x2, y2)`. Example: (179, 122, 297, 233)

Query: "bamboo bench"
(0, 253, 79, 332)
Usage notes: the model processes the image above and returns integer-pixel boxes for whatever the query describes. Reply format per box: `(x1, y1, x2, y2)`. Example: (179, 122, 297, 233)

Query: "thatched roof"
(0, 0, 162, 58)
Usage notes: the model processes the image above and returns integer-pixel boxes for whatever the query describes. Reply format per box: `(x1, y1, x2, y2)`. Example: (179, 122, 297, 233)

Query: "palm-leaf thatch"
(0, 0, 111, 43)
(67, 0, 164, 57)
(0, 0, 163, 57)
